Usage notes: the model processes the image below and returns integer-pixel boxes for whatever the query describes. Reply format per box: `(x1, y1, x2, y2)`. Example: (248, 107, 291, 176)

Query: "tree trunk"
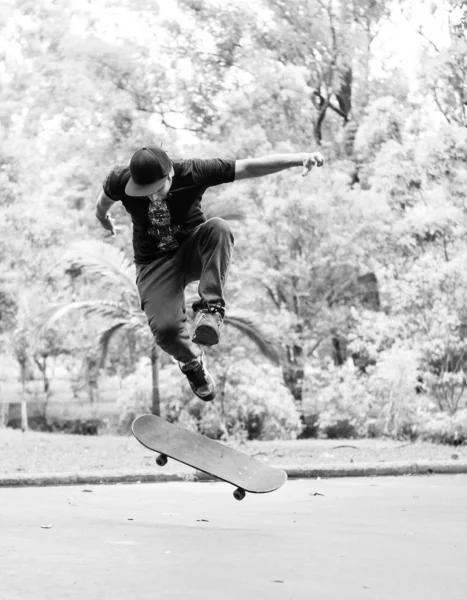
(34, 354, 52, 422)
(0, 385, 8, 428)
(20, 369, 28, 433)
(283, 343, 304, 413)
(21, 398, 28, 432)
(151, 342, 161, 416)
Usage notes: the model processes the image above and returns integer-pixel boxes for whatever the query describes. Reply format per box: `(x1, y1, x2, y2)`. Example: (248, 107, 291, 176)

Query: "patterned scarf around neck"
(147, 197, 181, 252)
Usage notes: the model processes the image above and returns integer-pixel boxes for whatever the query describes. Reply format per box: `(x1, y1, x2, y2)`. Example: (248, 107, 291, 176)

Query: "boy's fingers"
(302, 153, 324, 176)
(314, 153, 324, 166)
(301, 157, 315, 176)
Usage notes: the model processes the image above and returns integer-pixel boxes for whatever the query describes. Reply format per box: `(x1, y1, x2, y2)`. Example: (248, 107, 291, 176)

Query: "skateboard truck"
(154, 451, 249, 501)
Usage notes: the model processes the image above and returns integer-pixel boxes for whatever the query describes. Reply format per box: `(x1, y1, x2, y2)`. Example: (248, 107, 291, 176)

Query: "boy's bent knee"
(205, 217, 234, 241)
(148, 318, 197, 363)
(149, 318, 179, 343)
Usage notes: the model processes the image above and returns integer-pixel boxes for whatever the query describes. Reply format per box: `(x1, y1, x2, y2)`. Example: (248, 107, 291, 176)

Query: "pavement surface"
(1, 476, 467, 600)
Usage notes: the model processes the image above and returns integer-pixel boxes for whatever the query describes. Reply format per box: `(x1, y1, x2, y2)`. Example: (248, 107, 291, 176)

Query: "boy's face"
(147, 167, 174, 202)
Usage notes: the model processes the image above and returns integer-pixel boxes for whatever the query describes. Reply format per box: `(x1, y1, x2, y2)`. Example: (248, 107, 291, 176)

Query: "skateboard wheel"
(156, 454, 168, 467)
(233, 488, 246, 501)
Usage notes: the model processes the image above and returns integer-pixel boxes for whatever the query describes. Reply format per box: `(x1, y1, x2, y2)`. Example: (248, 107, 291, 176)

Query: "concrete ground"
(1, 476, 466, 600)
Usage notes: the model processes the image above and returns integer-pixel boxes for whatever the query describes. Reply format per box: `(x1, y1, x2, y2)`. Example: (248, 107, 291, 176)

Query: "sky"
(371, 1, 453, 84)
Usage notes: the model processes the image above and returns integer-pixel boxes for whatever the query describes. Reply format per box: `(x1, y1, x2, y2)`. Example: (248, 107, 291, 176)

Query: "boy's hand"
(99, 213, 119, 236)
(301, 152, 324, 176)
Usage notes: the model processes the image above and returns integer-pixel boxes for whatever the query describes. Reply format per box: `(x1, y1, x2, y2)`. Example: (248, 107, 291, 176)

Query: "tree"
(159, 0, 390, 148)
(413, 0, 467, 127)
(223, 165, 384, 411)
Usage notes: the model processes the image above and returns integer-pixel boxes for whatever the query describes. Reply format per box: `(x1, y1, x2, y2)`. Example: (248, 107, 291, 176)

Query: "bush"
(298, 413, 320, 439)
(323, 419, 358, 439)
(7, 416, 103, 435)
(7, 415, 52, 432)
(416, 408, 467, 445)
(307, 359, 376, 438)
(306, 346, 425, 439)
(159, 358, 303, 441)
(222, 360, 303, 440)
(50, 418, 103, 435)
(116, 360, 152, 433)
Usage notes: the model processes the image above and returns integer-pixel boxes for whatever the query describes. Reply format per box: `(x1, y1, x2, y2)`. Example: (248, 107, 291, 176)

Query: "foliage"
(3, 0, 467, 441)
(159, 356, 302, 441)
(417, 6, 467, 127)
(114, 353, 302, 440)
(416, 408, 467, 445)
(115, 359, 152, 433)
(304, 341, 425, 439)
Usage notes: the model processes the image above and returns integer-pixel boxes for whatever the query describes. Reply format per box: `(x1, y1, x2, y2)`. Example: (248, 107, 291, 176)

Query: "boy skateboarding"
(96, 146, 323, 402)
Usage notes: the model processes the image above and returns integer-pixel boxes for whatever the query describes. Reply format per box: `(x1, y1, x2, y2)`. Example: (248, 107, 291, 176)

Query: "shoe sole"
(192, 325, 220, 346)
(180, 357, 216, 402)
(194, 389, 216, 402)
(193, 377, 216, 402)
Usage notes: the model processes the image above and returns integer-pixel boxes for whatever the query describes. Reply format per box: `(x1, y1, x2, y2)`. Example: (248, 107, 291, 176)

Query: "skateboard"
(132, 414, 287, 500)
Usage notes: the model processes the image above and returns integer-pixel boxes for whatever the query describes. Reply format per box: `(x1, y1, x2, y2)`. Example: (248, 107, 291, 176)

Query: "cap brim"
(125, 177, 167, 197)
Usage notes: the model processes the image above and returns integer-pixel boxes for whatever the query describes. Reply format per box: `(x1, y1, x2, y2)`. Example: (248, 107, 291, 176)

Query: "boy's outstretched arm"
(234, 152, 324, 180)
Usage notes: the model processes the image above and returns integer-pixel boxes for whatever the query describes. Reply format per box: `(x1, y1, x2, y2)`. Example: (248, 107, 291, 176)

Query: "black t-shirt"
(102, 158, 236, 264)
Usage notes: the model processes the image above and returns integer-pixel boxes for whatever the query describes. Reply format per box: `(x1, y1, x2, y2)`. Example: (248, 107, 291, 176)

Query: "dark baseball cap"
(125, 146, 172, 197)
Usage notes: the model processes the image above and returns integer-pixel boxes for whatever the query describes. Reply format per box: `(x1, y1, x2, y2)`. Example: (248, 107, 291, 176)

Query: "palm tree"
(38, 239, 279, 416)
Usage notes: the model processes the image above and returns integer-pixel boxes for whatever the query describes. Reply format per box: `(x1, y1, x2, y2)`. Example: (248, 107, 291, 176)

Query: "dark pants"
(136, 218, 234, 363)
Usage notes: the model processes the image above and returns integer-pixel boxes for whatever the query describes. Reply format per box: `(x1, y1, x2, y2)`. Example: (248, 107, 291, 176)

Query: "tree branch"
(416, 26, 440, 53)
(313, 91, 348, 119)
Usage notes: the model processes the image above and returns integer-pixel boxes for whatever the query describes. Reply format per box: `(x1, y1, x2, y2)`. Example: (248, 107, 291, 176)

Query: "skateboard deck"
(132, 414, 287, 500)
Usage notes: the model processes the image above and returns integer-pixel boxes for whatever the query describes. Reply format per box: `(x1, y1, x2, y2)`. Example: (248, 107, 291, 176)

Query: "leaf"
(59, 240, 137, 295)
(97, 319, 148, 368)
(223, 315, 281, 365)
(35, 300, 137, 334)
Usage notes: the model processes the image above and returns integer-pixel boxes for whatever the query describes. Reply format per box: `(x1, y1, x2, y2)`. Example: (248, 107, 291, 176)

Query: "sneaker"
(192, 308, 224, 346)
(179, 353, 216, 402)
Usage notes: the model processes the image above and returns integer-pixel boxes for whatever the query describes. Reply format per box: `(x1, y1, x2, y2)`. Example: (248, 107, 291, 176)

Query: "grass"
(1, 427, 466, 477)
